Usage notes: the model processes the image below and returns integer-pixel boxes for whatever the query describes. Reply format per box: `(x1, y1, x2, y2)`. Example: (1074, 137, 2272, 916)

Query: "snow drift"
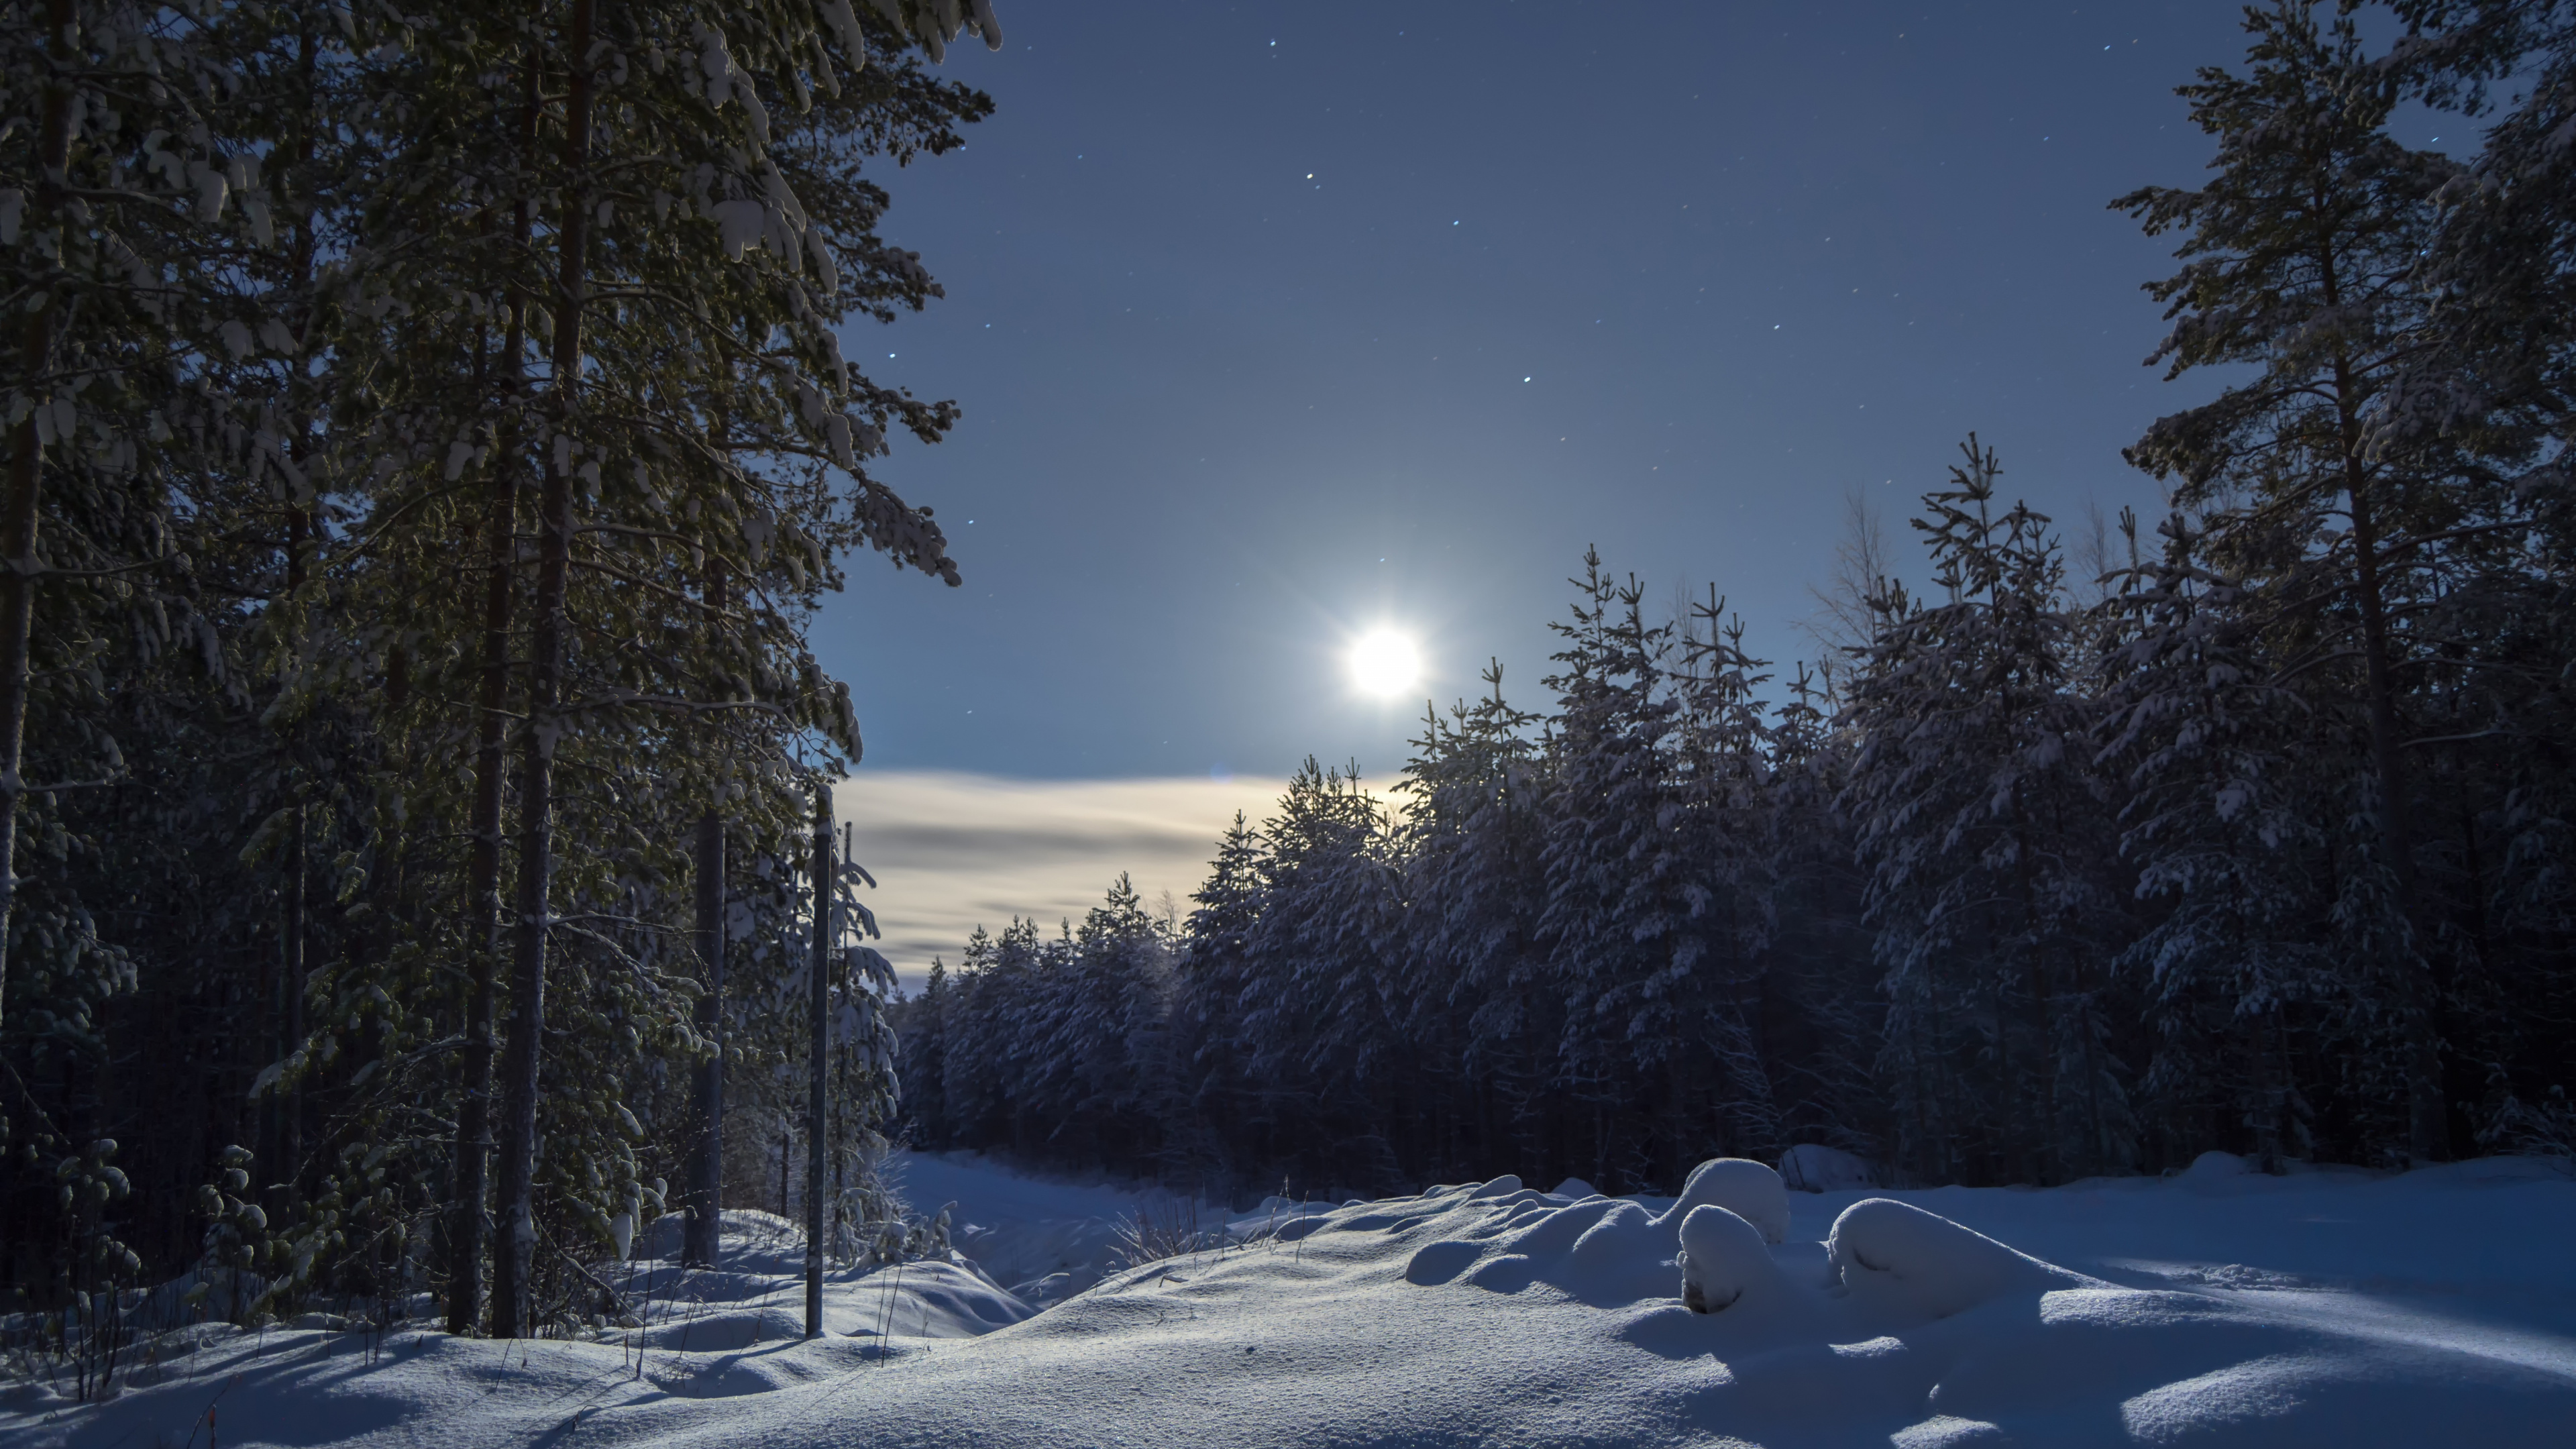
(7, 1153, 2573, 1448)
(1658, 1156, 1792, 1242)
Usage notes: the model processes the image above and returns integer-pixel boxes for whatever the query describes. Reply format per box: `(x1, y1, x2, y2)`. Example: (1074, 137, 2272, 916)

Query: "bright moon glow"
(1348, 630, 1422, 698)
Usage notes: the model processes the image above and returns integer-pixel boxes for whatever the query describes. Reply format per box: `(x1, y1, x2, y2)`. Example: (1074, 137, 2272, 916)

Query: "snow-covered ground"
(889, 1148, 1249, 1308)
(7, 1150, 2572, 1447)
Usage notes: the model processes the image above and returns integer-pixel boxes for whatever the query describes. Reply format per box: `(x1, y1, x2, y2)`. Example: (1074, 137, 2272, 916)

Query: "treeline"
(898, 4, 2576, 1198)
(0, 1, 1005, 1335)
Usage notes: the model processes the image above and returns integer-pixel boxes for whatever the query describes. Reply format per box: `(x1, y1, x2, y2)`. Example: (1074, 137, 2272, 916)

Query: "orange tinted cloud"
(835, 771, 1291, 992)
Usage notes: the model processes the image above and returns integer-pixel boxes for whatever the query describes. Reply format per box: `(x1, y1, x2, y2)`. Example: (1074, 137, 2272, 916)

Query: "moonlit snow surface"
(9, 1154, 2573, 1448)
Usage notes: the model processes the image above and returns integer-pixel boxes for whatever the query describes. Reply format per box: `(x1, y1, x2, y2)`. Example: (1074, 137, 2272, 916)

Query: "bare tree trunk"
(280, 802, 305, 1218)
(0, 0, 76, 1036)
(492, 0, 598, 1338)
(2014, 808, 2055, 1185)
(682, 557, 730, 1269)
(448, 56, 543, 1340)
(1665, 1026, 1690, 1184)
(490, 453, 560, 1336)
(272, 19, 329, 1236)
(445, 355, 523, 1328)
(2343, 480, 2448, 1162)
(2247, 1007, 2283, 1175)
(805, 792, 833, 1338)
(2317, 176, 2445, 1159)
(683, 811, 726, 1267)
(1988, 974, 2017, 1183)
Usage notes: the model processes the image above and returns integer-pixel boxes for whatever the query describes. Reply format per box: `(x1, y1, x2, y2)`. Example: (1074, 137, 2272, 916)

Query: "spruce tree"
(1169, 814, 1267, 1177)
(1537, 551, 1688, 1186)
(1233, 761, 1403, 1189)
(1841, 439, 2127, 1184)
(1672, 593, 1784, 1161)
(2097, 509, 2326, 1169)
(1397, 664, 1550, 1181)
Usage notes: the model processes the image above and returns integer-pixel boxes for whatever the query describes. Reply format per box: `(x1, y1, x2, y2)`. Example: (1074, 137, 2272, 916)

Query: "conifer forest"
(4, 0, 2575, 1351)
(902, 6, 2576, 1201)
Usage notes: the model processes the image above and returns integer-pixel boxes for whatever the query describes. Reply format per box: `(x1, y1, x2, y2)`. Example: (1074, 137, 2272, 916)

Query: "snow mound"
(1655, 1157, 1790, 1243)
(1677, 1204, 1800, 1319)
(622, 1259, 1034, 1350)
(1394, 1169, 2574, 1441)
(1827, 1196, 2088, 1323)
(1415, 1174, 2077, 1335)
(2187, 1148, 2253, 1180)
(1779, 1140, 1877, 1192)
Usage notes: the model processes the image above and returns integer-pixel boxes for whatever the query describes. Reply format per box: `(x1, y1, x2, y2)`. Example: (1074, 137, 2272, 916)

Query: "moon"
(1348, 629, 1422, 699)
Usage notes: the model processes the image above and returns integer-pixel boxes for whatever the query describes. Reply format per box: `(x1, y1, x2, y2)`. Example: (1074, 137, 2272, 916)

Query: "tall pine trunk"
(279, 802, 305, 1215)
(493, 0, 598, 1338)
(446, 62, 543, 1338)
(2247, 1006, 2284, 1175)
(0, 0, 75, 1034)
(1664, 1022, 1689, 1185)
(682, 559, 731, 1268)
(805, 792, 833, 1338)
(683, 810, 726, 1267)
(2332, 341, 2448, 1163)
(274, 23, 325, 1228)
(2012, 804, 2055, 1185)
(2343, 479, 2446, 1161)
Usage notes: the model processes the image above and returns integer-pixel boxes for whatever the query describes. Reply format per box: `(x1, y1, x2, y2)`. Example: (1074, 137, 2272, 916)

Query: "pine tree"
(0, 0, 244, 1033)
(2381, 0, 2576, 1156)
(2117, 0, 2472, 1159)
(0, 0, 1001, 1329)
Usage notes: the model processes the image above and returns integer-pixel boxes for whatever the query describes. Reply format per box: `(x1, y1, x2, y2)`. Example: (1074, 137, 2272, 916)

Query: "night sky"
(822, 1, 2454, 969)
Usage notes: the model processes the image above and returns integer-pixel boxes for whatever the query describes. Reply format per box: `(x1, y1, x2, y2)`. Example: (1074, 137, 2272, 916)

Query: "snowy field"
(7, 1150, 2573, 1448)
